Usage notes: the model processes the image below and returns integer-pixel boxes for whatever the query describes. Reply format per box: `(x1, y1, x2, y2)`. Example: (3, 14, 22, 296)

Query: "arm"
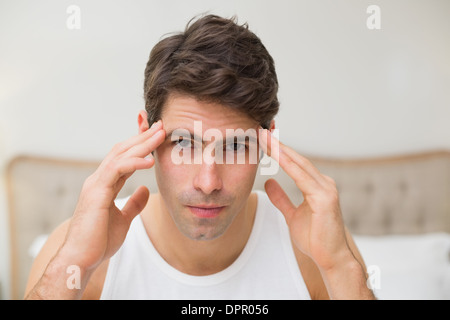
(317, 227, 374, 300)
(259, 129, 375, 300)
(25, 120, 165, 299)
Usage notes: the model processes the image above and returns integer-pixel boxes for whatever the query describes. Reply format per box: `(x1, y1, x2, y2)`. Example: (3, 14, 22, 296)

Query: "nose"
(193, 161, 223, 195)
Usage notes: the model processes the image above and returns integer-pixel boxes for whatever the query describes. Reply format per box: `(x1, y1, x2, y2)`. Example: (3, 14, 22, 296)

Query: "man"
(25, 15, 375, 300)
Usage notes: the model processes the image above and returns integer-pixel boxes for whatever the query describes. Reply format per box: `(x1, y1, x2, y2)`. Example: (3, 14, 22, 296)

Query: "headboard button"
(364, 183, 374, 194)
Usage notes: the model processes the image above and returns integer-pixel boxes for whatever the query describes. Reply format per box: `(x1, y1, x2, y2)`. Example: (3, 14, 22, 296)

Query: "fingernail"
(151, 120, 161, 129)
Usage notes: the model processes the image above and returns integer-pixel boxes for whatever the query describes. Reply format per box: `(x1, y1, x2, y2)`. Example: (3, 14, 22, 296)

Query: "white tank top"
(100, 190, 311, 299)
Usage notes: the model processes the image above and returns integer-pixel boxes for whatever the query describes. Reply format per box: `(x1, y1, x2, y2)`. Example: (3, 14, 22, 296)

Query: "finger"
(120, 128, 165, 159)
(99, 156, 155, 187)
(106, 120, 163, 160)
(264, 179, 296, 223)
(121, 186, 150, 222)
(109, 157, 154, 201)
(259, 129, 320, 195)
(259, 129, 324, 184)
(258, 127, 280, 162)
(99, 128, 163, 187)
(279, 144, 326, 185)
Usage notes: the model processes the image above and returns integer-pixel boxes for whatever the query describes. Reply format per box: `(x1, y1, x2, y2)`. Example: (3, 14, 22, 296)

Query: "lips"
(187, 205, 225, 218)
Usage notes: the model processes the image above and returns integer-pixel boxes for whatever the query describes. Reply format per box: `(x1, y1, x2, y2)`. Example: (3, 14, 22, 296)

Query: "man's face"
(153, 94, 260, 241)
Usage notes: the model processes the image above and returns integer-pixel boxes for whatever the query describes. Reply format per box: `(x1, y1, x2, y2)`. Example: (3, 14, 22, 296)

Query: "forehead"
(161, 94, 258, 133)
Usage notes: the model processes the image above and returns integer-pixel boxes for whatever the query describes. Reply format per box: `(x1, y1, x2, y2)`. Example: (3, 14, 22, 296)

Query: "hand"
(259, 129, 352, 271)
(59, 120, 165, 271)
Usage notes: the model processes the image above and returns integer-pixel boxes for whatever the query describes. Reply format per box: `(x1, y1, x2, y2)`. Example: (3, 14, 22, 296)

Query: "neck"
(141, 192, 257, 276)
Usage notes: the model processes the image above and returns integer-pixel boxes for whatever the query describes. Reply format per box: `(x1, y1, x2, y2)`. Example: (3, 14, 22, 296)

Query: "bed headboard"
(6, 151, 450, 299)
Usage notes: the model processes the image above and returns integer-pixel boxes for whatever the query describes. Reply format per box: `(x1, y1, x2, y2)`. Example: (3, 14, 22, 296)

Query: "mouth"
(187, 205, 226, 218)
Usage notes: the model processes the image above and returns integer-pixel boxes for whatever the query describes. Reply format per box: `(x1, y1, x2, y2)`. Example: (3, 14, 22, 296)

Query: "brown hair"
(143, 14, 279, 129)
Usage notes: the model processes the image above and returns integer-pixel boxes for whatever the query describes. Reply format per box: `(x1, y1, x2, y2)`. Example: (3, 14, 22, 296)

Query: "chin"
(178, 212, 233, 242)
(182, 221, 229, 241)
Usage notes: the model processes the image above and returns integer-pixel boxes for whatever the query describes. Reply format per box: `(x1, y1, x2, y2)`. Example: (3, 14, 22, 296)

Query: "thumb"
(264, 179, 295, 223)
(121, 185, 150, 222)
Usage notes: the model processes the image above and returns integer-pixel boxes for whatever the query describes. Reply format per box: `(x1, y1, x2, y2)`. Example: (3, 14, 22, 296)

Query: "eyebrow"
(165, 129, 202, 143)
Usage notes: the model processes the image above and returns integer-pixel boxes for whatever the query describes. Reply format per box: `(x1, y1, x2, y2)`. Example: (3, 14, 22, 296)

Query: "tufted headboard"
(6, 151, 450, 299)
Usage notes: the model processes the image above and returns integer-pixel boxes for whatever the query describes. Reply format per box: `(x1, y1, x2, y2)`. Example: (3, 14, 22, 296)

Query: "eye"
(174, 137, 193, 149)
(225, 142, 247, 153)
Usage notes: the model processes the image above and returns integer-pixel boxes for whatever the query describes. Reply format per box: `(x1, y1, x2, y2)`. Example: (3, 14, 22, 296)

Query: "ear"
(137, 110, 149, 134)
(268, 120, 275, 132)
